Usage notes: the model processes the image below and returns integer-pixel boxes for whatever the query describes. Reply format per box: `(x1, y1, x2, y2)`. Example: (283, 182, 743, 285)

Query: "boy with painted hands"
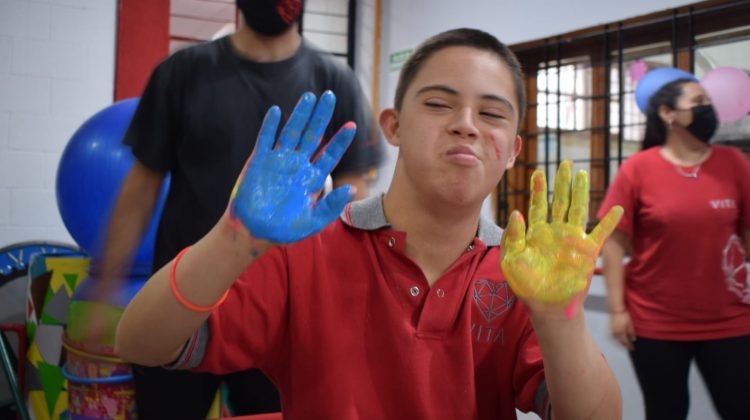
(116, 28, 623, 419)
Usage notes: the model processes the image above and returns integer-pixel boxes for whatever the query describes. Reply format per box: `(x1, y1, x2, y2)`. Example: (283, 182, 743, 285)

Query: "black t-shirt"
(124, 37, 382, 271)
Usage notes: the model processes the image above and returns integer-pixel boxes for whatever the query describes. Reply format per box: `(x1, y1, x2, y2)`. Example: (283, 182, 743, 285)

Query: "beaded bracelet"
(169, 246, 229, 312)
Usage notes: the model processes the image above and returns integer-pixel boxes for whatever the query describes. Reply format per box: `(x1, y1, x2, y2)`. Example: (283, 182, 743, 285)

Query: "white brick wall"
(0, 0, 116, 249)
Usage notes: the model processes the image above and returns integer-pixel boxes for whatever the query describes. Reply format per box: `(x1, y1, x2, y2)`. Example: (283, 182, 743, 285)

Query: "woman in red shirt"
(599, 78, 750, 420)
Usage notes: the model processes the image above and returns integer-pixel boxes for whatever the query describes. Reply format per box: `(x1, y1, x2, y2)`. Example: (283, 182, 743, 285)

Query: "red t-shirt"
(597, 145, 750, 340)
(170, 196, 549, 419)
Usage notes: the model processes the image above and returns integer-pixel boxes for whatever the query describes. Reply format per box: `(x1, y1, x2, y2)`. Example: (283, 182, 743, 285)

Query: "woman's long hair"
(641, 78, 694, 150)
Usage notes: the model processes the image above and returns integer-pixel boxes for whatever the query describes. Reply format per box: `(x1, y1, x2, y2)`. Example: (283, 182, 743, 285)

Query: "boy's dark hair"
(642, 78, 693, 150)
(393, 28, 526, 129)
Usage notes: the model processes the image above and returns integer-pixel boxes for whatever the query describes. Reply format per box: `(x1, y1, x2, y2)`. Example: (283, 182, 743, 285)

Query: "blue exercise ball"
(56, 98, 169, 274)
(635, 67, 697, 113)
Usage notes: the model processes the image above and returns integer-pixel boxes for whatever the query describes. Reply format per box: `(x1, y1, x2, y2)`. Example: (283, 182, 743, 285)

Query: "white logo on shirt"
(471, 323, 505, 344)
(710, 199, 736, 209)
(471, 279, 514, 345)
(722, 234, 750, 305)
(472, 279, 515, 323)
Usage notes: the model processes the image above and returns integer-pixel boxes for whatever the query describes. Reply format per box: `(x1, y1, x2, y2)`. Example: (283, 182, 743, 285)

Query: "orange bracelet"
(169, 246, 229, 312)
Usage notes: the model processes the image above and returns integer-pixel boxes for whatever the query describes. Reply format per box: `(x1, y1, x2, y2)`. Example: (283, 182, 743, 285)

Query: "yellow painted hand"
(501, 161, 623, 309)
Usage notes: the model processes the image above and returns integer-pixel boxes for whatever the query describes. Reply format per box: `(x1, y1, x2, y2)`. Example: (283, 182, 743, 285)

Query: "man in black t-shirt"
(100, 1, 382, 418)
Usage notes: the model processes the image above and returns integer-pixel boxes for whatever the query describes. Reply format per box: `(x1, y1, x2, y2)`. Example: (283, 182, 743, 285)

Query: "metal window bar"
(556, 36, 562, 187)
(544, 38, 551, 183)
(617, 22, 625, 167)
(603, 25, 611, 189)
(498, 1, 750, 227)
(348, 0, 356, 69)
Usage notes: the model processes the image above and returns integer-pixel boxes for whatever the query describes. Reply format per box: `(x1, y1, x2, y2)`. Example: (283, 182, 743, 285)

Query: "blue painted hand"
(229, 91, 357, 243)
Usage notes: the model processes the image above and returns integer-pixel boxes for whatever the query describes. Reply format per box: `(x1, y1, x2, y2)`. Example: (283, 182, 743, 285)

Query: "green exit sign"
(389, 48, 413, 71)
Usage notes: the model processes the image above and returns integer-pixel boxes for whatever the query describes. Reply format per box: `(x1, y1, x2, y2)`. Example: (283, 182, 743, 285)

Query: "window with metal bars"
(497, 0, 750, 228)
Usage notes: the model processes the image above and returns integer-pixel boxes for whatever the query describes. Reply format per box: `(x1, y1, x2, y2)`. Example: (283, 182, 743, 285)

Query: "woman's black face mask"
(674, 105, 718, 143)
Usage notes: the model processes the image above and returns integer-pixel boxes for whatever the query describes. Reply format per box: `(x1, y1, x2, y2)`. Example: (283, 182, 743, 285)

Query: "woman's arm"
(602, 231, 628, 314)
(602, 230, 636, 350)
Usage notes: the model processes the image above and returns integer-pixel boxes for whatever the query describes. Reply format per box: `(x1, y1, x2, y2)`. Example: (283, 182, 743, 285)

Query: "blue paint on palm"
(231, 91, 356, 243)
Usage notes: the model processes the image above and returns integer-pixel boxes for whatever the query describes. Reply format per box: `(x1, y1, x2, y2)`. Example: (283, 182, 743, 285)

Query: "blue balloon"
(56, 98, 169, 274)
(635, 67, 697, 113)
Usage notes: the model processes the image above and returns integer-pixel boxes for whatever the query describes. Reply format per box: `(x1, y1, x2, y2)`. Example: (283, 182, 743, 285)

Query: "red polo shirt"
(170, 196, 549, 419)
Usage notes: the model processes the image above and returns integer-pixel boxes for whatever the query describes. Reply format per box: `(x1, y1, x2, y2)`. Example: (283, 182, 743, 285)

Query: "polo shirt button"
(409, 286, 420, 296)
(466, 243, 475, 252)
(387, 237, 396, 247)
(436, 288, 445, 298)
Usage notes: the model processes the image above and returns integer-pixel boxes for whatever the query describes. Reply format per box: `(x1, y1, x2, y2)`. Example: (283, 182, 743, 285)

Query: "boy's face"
(381, 46, 522, 206)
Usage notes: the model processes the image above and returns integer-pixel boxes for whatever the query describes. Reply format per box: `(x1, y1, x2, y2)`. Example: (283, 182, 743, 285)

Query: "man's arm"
(94, 161, 164, 301)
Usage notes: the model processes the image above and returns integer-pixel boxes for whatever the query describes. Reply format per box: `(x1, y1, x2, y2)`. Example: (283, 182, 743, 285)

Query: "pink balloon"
(628, 60, 648, 83)
(700, 67, 750, 123)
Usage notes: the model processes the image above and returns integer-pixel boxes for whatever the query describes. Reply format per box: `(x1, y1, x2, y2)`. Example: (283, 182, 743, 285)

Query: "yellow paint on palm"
(501, 160, 623, 304)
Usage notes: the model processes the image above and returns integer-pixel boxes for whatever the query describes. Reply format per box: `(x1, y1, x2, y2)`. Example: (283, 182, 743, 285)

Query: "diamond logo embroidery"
(723, 234, 750, 305)
(473, 279, 515, 323)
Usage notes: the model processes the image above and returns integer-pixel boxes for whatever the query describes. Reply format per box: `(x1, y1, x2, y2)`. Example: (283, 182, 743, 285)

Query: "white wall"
(0, 0, 117, 249)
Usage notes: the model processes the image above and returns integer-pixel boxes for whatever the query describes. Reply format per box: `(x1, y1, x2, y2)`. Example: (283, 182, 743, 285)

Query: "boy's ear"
(379, 108, 401, 146)
(505, 135, 523, 169)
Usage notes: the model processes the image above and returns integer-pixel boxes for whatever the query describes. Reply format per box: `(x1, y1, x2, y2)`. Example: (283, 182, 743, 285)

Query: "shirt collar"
(340, 194, 503, 246)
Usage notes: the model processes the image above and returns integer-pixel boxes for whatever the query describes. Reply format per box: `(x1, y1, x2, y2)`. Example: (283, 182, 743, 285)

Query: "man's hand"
(501, 160, 623, 314)
(229, 91, 356, 243)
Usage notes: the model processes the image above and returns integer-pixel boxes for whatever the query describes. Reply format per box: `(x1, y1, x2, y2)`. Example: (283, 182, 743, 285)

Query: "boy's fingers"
(568, 170, 590, 228)
(256, 106, 281, 153)
(312, 186, 355, 230)
(589, 206, 624, 248)
(278, 92, 316, 150)
(313, 122, 356, 177)
(528, 170, 548, 226)
(502, 210, 527, 255)
(551, 160, 572, 223)
(300, 91, 336, 158)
